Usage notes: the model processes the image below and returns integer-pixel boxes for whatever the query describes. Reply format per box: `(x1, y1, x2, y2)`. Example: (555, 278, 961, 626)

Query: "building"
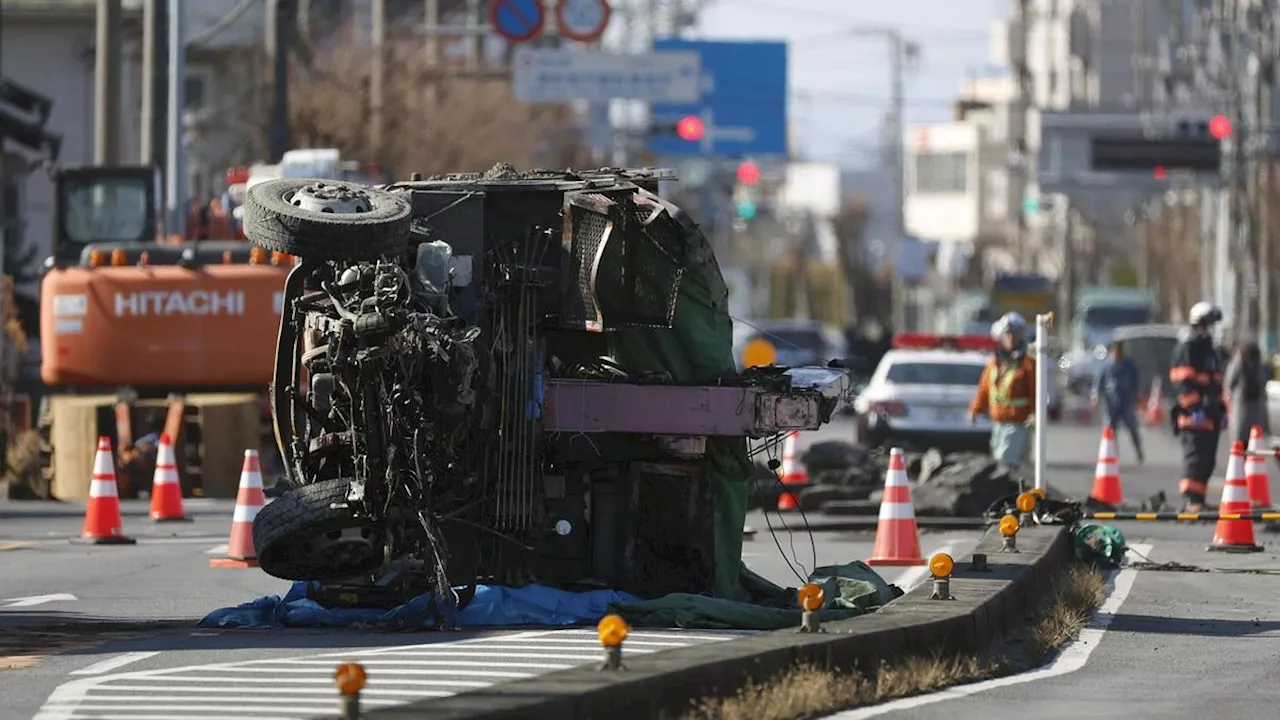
(1, 0, 269, 301)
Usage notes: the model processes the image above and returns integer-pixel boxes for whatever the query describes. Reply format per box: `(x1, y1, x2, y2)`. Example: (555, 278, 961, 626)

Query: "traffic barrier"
(1208, 441, 1263, 553)
(1246, 425, 1274, 508)
(776, 430, 808, 511)
(867, 447, 925, 566)
(1089, 426, 1124, 506)
(1086, 511, 1280, 521)
(76, 437, 136, 545)
(334, 662, 366, 720)
(598, 615, 629, 670)
(210, 450, 265, 568)
(149, 433, 190, 522)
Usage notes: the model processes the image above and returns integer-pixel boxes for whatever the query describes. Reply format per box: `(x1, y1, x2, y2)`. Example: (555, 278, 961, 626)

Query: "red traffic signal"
(676, 116, 704, 141)
(1153, 165, 1168, 180)
(1209, 114, 1232, 140)
(736, 161, 761, 186)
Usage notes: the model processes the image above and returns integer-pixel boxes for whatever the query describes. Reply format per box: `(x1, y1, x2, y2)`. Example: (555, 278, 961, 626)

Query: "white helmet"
(1188, 301, 1223, 327)
(990, 312, 1027, 340)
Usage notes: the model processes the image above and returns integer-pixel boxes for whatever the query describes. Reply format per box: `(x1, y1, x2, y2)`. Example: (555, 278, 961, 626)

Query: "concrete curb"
(357, 525, 1072, 720)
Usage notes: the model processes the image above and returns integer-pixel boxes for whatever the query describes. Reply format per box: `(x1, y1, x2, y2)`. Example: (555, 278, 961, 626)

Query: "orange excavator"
(35, 165, 292, 500)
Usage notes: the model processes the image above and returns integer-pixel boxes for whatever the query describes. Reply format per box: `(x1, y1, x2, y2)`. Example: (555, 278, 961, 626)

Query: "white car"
(853, 334, 995, 453)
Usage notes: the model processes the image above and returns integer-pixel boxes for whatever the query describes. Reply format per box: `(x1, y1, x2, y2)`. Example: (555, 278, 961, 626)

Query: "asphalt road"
(5, 416, 1271, 720)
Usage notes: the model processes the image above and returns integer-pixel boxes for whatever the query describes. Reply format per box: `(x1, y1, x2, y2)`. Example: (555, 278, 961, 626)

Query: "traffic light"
(1209, 114, 1232, 140)
(1090, 137, 1219, 173)
(736, 161, 761, 185)
(736, 201, 757, 220)
(651, 115, 704, 143)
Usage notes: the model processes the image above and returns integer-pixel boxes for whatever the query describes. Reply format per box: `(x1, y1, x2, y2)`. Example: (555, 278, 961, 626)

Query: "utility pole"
(889, 32, 907, 333)
(1009, 0, 1030, 269)
(266, 0, 293, 163)
(165, 0, 186, 240)
(1258, 1, 1275, 352)
(466, 0, 482, 70)
(370, 0, 386, 155)
(94, 0, 122, 165)
(140, 0, 168, 166)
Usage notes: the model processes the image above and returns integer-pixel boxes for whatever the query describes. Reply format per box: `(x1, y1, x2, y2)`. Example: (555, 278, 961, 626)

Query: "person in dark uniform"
(1169, 301, 1225, 512)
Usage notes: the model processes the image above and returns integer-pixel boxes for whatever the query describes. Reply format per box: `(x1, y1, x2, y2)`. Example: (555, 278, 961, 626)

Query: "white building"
(904, 75, 1018, 284)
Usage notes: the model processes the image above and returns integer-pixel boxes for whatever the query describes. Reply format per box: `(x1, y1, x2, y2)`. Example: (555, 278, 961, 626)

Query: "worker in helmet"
(969, 312, 1038, 470)
(1169, 301, 1226, 511)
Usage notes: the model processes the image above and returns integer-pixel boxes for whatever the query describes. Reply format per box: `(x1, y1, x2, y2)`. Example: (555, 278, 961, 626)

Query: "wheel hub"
(288, 182, 373, 214)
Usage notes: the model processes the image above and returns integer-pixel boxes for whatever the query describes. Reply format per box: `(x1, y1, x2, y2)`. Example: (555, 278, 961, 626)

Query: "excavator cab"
(49, 165, 161, 267)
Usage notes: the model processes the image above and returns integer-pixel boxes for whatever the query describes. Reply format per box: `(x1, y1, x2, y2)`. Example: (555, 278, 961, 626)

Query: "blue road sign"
(649, 40, 788, 158)
(489, 0, 545, 43)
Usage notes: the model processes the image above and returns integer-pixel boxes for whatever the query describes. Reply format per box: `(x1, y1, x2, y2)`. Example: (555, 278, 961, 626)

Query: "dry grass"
(682, 562, 1109, 720)
(3, 429, 45, 497)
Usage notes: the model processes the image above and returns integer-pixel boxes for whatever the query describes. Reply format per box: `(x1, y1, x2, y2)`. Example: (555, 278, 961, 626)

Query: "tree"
(285, 24, 592, 178)
(830, 195, 887, 327)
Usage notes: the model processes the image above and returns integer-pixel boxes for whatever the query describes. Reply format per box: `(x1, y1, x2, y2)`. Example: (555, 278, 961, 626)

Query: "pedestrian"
(969, 312, 1037, 471)
(1224, 340, 1270, 447)
(1169, 301, 1226, 512)
(1091, 340, 1145, 464)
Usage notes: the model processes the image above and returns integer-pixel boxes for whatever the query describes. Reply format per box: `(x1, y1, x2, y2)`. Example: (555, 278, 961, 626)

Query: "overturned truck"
(244, 166, 850, 619)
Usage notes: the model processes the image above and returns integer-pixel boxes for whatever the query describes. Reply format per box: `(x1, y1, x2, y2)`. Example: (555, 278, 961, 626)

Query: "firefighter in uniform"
(1169, 301, 1226, 511)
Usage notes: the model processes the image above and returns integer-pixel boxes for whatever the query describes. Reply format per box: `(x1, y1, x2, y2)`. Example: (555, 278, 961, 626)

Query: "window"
(62, 178, 150, 244)
(1083, 306, 1152, 329)
(914, 152, 968, 194)
(885, 362, 986, 386)
(185, 72, 211, 112)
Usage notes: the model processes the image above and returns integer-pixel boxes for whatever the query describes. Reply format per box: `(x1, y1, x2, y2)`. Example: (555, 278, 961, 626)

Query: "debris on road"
(751, 440, 1062, 517)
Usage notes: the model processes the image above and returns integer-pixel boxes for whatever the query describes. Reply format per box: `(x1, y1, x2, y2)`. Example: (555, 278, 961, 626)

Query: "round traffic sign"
(556, 0, 612, 43)
(490, 0, 545, 43)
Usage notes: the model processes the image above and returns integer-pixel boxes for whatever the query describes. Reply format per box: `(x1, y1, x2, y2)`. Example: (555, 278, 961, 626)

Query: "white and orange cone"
(1143, 377, 1164, 426)
(1088, 426, 1123, 507)
(77, 437, 136, 545)
(1208, 441, 1263, 553)
(1246, 426, 1274, 509)
(776, 431, 809, 511)
(149, 433, 190, 522)
(867, 448, 925, 567)
(210, 450, 265, 568)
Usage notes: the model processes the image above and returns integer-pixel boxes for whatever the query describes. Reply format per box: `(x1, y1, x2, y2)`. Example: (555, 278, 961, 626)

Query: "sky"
(689, 0, 1008, 167)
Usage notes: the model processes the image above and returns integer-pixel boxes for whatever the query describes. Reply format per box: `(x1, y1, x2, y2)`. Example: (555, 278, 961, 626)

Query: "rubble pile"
(750, 440, 1058, 517)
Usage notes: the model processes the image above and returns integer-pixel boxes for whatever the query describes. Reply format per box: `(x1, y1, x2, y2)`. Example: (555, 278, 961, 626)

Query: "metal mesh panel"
(560, 194, 615, 331)
(605, 195, 686, 329)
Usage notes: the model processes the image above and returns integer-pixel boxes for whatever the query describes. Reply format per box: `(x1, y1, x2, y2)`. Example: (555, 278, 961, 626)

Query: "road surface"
(5, 417, 1275, 719)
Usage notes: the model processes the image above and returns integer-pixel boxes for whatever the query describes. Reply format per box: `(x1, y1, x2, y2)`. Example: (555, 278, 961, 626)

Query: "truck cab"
(1071, 287, 1158, 353)
(48, 165, 162, 268)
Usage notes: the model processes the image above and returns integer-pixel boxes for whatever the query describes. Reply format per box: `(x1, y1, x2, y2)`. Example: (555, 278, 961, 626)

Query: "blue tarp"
(199, 582, 643, 631)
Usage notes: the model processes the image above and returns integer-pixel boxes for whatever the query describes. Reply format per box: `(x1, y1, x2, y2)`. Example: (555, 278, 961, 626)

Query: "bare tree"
(287, 26, 592, 178)
(831, 195, 888, 327)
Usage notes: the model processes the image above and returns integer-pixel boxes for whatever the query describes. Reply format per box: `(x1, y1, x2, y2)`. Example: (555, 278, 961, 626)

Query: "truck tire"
(253, 478, 386, 581)
(243, 179, 412, 261)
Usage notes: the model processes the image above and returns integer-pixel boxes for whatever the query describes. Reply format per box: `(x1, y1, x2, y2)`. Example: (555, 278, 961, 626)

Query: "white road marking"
(70, 652, 159, 676)
(204, 544, 229, 555)
(2, 593, 78, 608)
(891, 538, 970, 593)
(35, 627, 743, 719)
(827, 542, 1153, 719)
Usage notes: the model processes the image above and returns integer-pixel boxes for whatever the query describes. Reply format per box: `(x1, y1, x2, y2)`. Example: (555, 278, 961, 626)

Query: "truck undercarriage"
(244, 167, 849, 619)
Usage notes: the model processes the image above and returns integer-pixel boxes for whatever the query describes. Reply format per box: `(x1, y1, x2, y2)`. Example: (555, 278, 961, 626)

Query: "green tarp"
(612, 561, 900, 630)
(596, 190, 755, 600)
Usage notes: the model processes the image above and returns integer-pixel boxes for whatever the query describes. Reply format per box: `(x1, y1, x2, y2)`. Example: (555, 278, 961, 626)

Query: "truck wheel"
(243, 179, 412, 261)
(252, 478, 386, 581)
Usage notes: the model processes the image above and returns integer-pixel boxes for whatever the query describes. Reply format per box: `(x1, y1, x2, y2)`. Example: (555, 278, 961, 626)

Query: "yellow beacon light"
(797, 583, 825, 612)
(333, 662, 367, 695)
(1016, 492, 1038, 513)
(742, 337, 778, 368)
(598, 614, 630, 648)
(999, 515, 1020, 537)
(929, 553, 954, 579)
(1029, 488, 1047, 500)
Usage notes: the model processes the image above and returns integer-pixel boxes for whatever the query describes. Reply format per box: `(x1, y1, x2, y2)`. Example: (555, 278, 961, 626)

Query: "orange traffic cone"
(776, 431, 809, 511)
(1208, 441, 1263, 553)
(1246, 426, 1274, 509)
(76, 437, 136, 545)
(149, 433, 190, 522)
(210, 450, 265, 568)
(867, 448, 925, 567)
(1143, 377, 1164, 426)
(1089, 426, 1124, 507)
